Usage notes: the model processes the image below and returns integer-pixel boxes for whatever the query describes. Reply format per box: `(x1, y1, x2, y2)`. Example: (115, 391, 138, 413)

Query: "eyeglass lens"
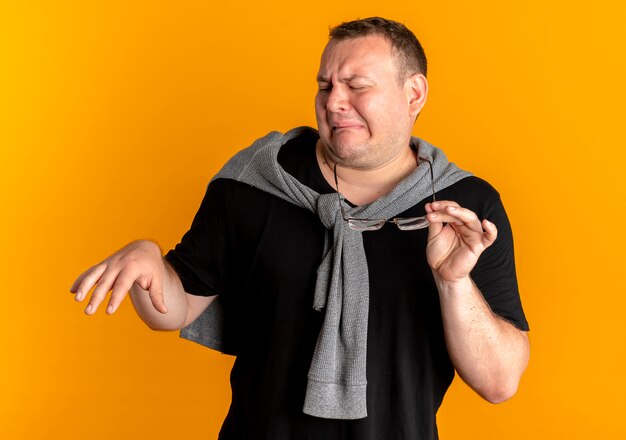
(393, 217, 429, 230)
(347, 218, 387, 231)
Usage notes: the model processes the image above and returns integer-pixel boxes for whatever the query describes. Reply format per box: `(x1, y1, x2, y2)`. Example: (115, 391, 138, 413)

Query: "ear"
(405, 73, 428, 118)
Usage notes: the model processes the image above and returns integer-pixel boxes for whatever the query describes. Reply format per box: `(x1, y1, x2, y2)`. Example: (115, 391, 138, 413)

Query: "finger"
(85, 270, 119, 315)
(70, 266, 97, 294)
(426, 210, 464, 227)
(426, 206, 444, 239)
(106, 272, 136, 315)
(135, 270, 168, 314)
(73, 264, 107, 302)
(145, 270, 168, 314)
(70, 274, 84, 293)
(426, 201, 455, 238)
(448, 216, 498, 253)
(481, 219, 498, 247)
(428, 201, 460, 212)
(431, 205, 482, 230)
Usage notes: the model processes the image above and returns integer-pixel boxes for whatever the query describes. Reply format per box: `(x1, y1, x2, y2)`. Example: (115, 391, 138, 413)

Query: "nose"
(326, 85, 349, 113)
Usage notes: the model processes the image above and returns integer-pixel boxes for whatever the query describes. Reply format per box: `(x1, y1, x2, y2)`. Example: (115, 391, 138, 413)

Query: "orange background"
(1, 1, 625, 438)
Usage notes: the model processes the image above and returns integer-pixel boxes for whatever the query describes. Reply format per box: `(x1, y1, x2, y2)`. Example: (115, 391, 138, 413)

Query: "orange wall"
(1, 1, 625, 438)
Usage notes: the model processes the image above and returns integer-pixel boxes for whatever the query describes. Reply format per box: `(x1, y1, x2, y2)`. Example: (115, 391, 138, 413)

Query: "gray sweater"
(180, 126, 470, 419)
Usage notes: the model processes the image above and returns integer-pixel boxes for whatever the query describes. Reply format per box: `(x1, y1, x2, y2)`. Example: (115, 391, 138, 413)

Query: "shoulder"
(439, 176, 500, 204)
(207, 177, 276, 209)
(437, 176, 512, 231)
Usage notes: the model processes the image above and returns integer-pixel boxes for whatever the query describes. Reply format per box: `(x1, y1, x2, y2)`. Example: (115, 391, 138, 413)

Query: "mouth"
(332, 123, 363, 131)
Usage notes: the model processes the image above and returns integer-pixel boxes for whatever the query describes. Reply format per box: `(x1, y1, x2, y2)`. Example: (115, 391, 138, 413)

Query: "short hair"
(329, 17, 428, 81)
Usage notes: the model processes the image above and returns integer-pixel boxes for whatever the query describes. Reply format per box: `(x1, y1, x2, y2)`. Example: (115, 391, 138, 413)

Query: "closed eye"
(317, 81, 332, 93)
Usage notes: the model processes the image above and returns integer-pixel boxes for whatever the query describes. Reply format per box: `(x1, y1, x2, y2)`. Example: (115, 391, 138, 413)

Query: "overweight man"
(71, 17, 529, 440)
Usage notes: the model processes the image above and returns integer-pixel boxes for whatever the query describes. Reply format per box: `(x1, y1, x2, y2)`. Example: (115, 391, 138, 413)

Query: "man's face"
(315, 35, 422, 169)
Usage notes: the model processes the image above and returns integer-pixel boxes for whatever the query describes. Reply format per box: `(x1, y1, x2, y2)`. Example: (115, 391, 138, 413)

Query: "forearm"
(436, 275, 529, 403)
(129, 259, 188, 331)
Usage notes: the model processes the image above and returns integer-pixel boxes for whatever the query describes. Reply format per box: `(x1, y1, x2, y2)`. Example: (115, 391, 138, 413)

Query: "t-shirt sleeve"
(164, 179, 227, 297)
(469, 181, 530, 331)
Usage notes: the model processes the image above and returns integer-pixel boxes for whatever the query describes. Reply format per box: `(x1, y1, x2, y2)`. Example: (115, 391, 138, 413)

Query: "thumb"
(147, 275, 168, 314)
(427, 212, 444, 240)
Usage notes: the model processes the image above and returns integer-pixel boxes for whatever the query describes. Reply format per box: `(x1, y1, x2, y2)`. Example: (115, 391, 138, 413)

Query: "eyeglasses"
(333, 154, 436, 231)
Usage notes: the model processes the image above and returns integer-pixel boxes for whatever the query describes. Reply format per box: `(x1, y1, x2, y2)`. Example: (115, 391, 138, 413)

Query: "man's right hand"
(70, 240, 168, 316)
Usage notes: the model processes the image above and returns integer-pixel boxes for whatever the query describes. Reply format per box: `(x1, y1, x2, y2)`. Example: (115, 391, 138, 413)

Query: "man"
(71, 17, 529, 439)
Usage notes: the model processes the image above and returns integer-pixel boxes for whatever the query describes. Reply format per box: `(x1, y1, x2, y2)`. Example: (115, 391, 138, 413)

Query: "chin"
(331, 134, 370, 154)
(333, 145, 375, 167)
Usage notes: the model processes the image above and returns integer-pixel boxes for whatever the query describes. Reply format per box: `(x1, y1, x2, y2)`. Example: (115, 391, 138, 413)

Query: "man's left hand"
(425, 201, 497, 283)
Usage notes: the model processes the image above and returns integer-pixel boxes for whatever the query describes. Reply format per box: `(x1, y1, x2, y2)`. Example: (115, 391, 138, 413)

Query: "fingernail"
(85, 304, 93, 314)
(106, 305, 114, 314)
(75, 291, 82, 301)
(448, 206, 456, 211)
(433, 202, 440, 207)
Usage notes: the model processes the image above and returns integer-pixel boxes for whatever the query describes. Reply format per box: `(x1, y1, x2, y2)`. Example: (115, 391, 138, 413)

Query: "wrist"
(433, 273, 474, 296)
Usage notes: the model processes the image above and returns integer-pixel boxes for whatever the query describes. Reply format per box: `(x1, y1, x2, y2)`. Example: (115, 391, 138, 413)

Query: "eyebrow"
(316, 74, 374, 83)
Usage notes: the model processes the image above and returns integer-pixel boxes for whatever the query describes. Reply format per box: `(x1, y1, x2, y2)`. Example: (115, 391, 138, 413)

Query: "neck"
(316, 140, 417, 206)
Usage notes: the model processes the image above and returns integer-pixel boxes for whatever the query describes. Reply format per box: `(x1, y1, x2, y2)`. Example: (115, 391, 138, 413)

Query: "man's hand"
(425, 201, 497, 283)
(70, 240, 168, 315)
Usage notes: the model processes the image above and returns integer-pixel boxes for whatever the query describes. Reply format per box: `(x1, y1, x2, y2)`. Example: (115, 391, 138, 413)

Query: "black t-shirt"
(165, 130, 529, 440)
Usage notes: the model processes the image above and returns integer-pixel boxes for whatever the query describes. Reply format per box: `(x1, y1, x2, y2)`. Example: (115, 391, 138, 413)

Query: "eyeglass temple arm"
(333, 162, 352, 221)
(417, 156, 436, 203)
